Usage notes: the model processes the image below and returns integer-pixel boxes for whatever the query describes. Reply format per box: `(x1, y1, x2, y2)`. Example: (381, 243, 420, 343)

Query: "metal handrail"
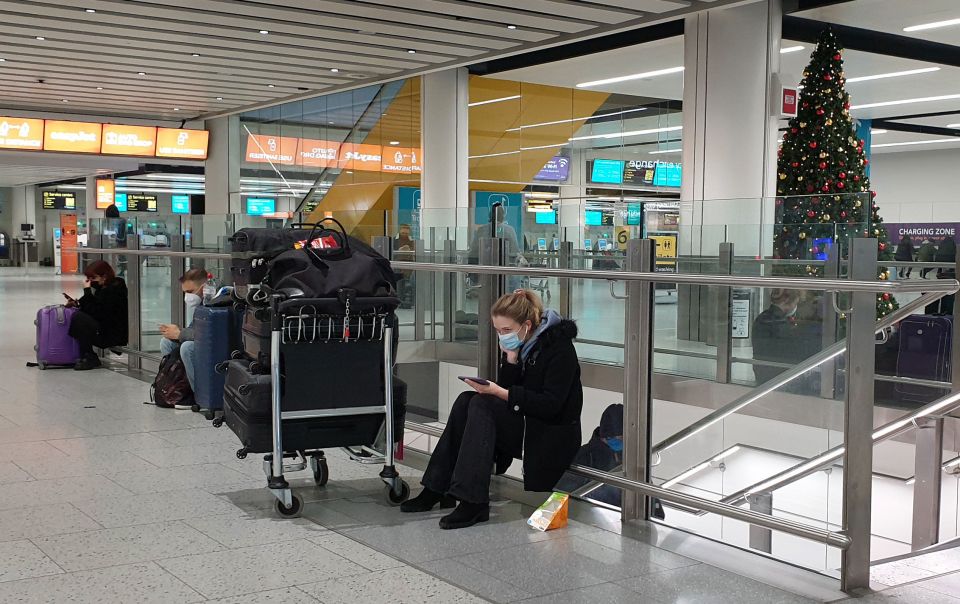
(69, 247, 231, 260)
(402, 420, 850, 549)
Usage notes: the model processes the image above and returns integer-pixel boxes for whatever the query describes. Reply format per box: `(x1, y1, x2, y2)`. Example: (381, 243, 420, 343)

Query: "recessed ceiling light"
(192, 53, 200, 57)
(850, 93, 960, 110)
(96, 86, 103, 90)
(330, 68, 339, 73)
(780, 45, 805, 54)
(872, 138, 958, 148)
(85, 8, 96, 13)
(173, 107, 180, 111)
(35, 36, 45, 41)
(137, 71, 146, 76)
(216, 96, 223, 101)
(904, 17, 960, 32)
(846, 67, 940, 83)
(407, 49, 416, 54)
(268, 84, 275, 88)
(576, 66, 684, 88)
(61, 99, 68, 103)
(259, 29, 269, 34)
(389, 141, 400, 145)
(328, 121, 334, 125)
(0, 58, 5, 62)
(507, 25, 517, 29)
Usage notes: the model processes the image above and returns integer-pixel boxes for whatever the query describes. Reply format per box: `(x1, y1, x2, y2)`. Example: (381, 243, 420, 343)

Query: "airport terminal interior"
(3, 0, 960, 601)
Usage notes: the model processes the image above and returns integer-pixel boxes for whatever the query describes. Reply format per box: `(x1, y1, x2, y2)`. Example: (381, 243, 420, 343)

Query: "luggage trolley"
(216, 292, 409, 517)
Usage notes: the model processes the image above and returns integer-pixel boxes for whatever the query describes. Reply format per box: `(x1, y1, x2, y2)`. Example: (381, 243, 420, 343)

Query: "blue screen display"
(626, 204, 642, 225)
(246, 198, 276, 216)
(535, 211, 557, 225)
(653, 162, 682, 187)
(585, 210, 603, 226)
(114, 193, 128, 212)
(171, 195, 190, 214)
(591, 159, 624, 184)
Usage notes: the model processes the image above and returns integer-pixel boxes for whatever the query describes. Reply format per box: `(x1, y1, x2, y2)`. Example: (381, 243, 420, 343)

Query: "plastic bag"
(527, 492, 569, 532)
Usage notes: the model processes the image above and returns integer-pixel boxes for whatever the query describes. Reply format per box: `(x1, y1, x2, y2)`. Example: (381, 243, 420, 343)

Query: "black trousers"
(421, 392, 524, 504)
(68, 310, 101, 356)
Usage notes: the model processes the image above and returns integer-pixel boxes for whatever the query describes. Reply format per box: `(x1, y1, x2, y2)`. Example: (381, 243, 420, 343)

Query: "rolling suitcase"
(895, 315, 952, 405)
(34, 305, 81, 369)
(241, 306, 271, 367)
(192, 305, 242, 417)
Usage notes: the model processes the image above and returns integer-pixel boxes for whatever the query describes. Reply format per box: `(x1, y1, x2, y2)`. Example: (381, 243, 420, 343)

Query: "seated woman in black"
(402, 289, 582, 529)
(66, 260, 128, 370)
(752, 288, 821, 392)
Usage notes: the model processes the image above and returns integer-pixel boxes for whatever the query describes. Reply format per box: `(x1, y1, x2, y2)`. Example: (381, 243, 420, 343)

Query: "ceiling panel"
(0, 0, 734, 121)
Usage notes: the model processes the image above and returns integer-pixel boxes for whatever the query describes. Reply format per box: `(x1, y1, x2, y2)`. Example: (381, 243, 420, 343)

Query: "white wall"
(870, 147, 960, 223)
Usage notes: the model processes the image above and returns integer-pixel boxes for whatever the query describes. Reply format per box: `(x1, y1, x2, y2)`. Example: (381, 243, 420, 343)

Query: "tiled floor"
(0, 267, 958, 603)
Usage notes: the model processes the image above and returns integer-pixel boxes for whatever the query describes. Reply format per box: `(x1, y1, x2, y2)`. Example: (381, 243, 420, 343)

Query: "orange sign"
(299, 137, 341, 168)
(156, 128, 209, 159)
(339, 142, 384, 171)
(382, 146, 422, 174)
(245, 133, 298, 165)
(0, 116, 44, 150)
(95, 178, 115, 209)
(60, 214, 79, 274)
(43, 120, 102, 153)
(101, 125, 157, 156)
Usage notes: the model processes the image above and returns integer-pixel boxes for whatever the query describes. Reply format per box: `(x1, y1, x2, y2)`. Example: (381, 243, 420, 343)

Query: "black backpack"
(151, 345, 194, 409)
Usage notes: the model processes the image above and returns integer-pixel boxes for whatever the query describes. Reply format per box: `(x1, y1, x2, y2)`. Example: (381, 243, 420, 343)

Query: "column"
(204, 114, 241, 216)
(681, 0, 783, 257)
(420, 68, 469, 239)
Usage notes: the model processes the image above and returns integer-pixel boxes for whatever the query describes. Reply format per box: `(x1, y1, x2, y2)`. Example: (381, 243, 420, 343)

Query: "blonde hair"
(491, 289, 543, 327)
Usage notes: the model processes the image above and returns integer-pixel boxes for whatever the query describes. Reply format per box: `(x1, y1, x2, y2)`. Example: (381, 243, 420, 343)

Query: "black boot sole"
(439, 507, 489, 530)
(400, 495, 456, 513)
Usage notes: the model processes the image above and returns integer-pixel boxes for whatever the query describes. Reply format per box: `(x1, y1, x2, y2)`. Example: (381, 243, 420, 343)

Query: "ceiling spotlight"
(507, 25, 517, 29)
(137, 71, 146, 76)
(330, 68, 339, 73)
(268, 84, 275, 88)
(0, 58, 5, 62)
(192, 53, 200, 57)
(389, 141, 400, 145)
(407, 49, 416, 54)
(85, 8, 96, 13)
(35, 36, 45, 41)
(96, 86, 103, 90)
(216, 96, 223, 101)
(173, 107, 180, 111)
(61, 99, 68, 103)
(328, 121, 334, 125)
(259, 29, 269, 34)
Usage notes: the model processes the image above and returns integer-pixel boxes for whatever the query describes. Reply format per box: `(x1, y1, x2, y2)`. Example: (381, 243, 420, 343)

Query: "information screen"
(535, 211, 557, 225)
(126, 194, 158, 212)
(623, 160, 656, 186)
(590, 159, 624, 184)
(246, 197, 276, 216)
(42, 191, 76, 210)
(171, 195, 191, 214)
(653, 162, 682, 187)
(585, 210, 603, 226)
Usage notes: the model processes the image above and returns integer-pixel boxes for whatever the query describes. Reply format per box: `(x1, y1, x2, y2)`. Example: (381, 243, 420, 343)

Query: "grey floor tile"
(0, 441, 70, 463)
(207, 587, 321, 603)
(871, 560, 938, 587)
(152, 426, 243, 447)
(576, 528, 701, 570)
(300, 566, 488, 603)
(69, 415, 203, 436)
(0, 562, 204, 603)
(837, 585, 960, 603)
(916, 573, 960, 599)
(456, 536, 675, 597)
(132, 443, 239, 468)
(72, 488, 245, 528)
(158, 539, 369, 599)
(0, 540, 63, 583)
(300, 499, 374, 531)
(33, 520, 225, 571)
(0, 460, 33, 483)
(616, 564, 815, 604)
(419, 557, 534, 603)
(184, 510, 328, 549)
(0, 424, 91, 443)
(12, 451, 158, 480)
(905, 550, 960, 574)
(0, 502, 101, 542)
(518, 581, 663, 604)
(49, 433, 176, 456)
(106, 462, 254, 494)
(308, 532, 404, 571)
(0, 475, 132, 511)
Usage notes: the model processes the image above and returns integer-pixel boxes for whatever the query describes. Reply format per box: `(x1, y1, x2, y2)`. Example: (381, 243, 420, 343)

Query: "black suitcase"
(895, 315, 952, 405)
(241, 306, 271, 368)
(222, 358, 407, 454)
(230, 226, 317, 288)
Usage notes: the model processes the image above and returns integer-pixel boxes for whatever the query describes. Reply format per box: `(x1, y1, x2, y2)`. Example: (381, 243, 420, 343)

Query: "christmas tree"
(774, 28, 898, 319)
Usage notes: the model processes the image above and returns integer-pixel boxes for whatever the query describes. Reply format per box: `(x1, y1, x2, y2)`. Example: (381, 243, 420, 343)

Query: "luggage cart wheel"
(236, 448, 248, 460)
(212, 416, 225, 428)
(313, 457, 329, 487)
(275, 494, 303, 517)
(386, 480, 410, 506)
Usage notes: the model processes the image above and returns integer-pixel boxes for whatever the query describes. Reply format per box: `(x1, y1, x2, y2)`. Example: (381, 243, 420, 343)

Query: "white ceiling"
(799, 0, 960, 46)
(0, 0, 735, 122)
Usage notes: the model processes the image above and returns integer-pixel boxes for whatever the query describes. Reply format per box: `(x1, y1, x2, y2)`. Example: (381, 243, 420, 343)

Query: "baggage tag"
(294, 235, 339, 250)
(343, 297, 351, 341)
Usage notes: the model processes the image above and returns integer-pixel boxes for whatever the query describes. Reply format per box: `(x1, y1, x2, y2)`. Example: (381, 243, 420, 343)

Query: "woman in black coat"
(402, 289, 583, 529)
(66, 260, 128, 370)
(927, 237, 957, 315)
(894, 235, 915, 279)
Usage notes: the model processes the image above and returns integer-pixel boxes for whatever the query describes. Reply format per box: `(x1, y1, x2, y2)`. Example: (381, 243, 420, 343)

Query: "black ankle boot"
(439, 501, 489, 530)
(400, 488, 456, 513)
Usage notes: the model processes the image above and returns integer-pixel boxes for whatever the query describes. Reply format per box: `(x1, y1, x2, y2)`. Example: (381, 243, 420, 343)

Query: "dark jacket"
(917, 242, 937, 263)
(752, 304, 821, 384)
(895, 240, 915, 262)
(498, 318, 583, 492)
(77, 279, 129, 347)
(936, 239, 956, 279)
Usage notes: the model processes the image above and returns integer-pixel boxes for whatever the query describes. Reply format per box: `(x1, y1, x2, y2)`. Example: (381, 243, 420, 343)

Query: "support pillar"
(421, 68, 469, 233)
(747, 493, 774, 553)
(204, 115, 241, 216)
(911, 417, 943, 551)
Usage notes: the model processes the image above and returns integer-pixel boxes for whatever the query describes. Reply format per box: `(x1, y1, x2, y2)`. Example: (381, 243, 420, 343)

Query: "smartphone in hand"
(62, 292, 76, 304)
(458, 376, 490, 386)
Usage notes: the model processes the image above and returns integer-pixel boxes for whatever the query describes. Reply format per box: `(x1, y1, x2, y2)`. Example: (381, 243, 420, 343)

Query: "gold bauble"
(799, 232, 807, 240)
(797, 176, 803, 181)
(779, 173, 787, 180)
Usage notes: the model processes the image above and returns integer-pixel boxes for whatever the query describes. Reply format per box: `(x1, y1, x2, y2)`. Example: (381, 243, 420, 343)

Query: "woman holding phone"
(66, 260, 128, 370)
(402, 289, 582, 529)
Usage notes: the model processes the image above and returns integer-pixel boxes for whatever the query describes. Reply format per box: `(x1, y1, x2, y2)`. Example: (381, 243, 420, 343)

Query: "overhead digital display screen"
(42, 191, 76, 210)
(155, 128, 209, 159)
(589, 159, 624, 184)
(171, 195, 191, 214)
(653, 162, 682, 187)
(101, 125, 157, 156)
(43, 120, 103, 153)
(0, 117, 44, 150)
(623, 160, 656, 186)
(246, 197, 276, 216)
(535, 211, 557, 225)
(534, 155, 571, 182)
(126, 193, 158, 212)
(96, 178, 115, 209)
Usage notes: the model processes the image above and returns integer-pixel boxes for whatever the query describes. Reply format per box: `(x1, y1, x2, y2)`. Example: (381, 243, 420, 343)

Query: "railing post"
(714, 242, 734, 383)
(622, 239, 655, 522)
(415, 239, 428, 341)
(911, 416, 944, 551)
(478, 237, 503, 380)
(442, 239, 455, 342)
(841, 237, 878, 592)
(125, 235, 141, 372)
(821, 245, 841, 399)
(169, 235, 185, 330)
(747, 492, 773, 553)
(558, 241, 573, 319)
(371, 236, 392, 260)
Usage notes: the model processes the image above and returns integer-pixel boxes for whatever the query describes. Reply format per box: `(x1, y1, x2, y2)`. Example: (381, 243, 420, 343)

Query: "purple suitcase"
(35, 305, 81, 369)
(895, 315, 952, 403)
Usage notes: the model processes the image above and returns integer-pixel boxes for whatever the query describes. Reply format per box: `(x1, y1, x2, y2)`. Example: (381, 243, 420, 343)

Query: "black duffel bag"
(229, 222, 336, 289)
(264, 219, 398, 307)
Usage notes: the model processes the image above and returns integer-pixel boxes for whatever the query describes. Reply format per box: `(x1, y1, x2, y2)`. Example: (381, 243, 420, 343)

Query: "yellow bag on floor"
(527, 492, 569, 532)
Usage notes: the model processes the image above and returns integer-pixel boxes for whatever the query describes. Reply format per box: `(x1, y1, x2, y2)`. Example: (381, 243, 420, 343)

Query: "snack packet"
(527, 492, 569, 532)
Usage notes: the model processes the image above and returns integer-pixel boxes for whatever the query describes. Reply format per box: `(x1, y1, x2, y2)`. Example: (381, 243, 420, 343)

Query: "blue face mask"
(606, 437, 624, 452)
(498, 326, 527, 351)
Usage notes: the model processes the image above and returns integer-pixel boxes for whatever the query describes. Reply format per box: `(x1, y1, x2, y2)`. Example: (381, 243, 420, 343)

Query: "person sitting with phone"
(157, 268, 208, 406)
(401, 289, 583, 529)
(66, 260, 128, 370)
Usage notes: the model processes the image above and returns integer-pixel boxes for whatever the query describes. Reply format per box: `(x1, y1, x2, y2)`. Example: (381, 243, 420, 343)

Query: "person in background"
(927, 237, 956, 315)
(894, 234, 915, 279)
(157, 268, 208, 404)
(752, 289, 821, 392)
(401, 289, 582, 530)
(394, 223, 414, 251)
(918, 239, 937, 279)
(66, 260, 128, 370)
(393, 224, 416, 308)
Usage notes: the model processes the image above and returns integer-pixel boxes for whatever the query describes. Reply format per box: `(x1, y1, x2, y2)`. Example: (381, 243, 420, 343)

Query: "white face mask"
(184, 293, 202, 309)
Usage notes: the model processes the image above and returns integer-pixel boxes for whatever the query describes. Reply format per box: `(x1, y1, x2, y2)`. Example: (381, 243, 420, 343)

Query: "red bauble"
(822, 185, 830, 192)
(882, 293, 891, 301)
(818, 162, 827, 169)
(803, 101, 810, 108)
(806, 184, 815, 193)
(864, 159, 870, 166)
(871, 190, 877, 198)
(823, 74, 833, 81)
(816, 108, 825, 115)
(833, 53, 841, 60)
(879, 242, 886, 251)
(791, 128, 798, 134)
(839, 172, 846, 179)
(844, 102, 851, 109)
(841, 211, 847, 219)
(853, 175, 860, 182)
(809, 142, 818, 149)
(807, 211, 816, 218)
(791, 162, 799, 168)
(837, 181, 845, 189)
(839, 161, 845, 166)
